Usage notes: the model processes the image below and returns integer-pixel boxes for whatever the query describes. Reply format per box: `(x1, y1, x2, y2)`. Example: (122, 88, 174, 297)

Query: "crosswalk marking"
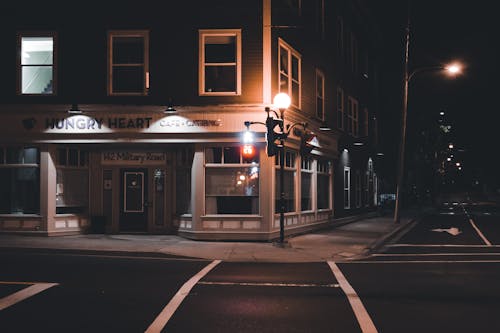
(0, 282, 59, 311)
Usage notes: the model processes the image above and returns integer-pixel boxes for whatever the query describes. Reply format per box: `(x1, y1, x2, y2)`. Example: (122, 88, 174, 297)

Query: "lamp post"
(244, 93, 307, 244)
(393, 13, 463, 223)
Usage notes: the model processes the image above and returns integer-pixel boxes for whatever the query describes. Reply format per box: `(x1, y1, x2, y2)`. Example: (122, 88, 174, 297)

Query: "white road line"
(0, 282, 59, 311)
(327, 261, 378, 333)
(349, 260, 500, 264)
(461, 205, 492, 246)
(372, 253, 500, 257)
(387, 244, 500, 248)
(468, 218, 492, 246)
(145, 259, 221, 333)
(198, 281, 340, 288)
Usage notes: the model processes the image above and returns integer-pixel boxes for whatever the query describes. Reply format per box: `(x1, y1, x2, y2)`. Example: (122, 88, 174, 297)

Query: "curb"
(362, 217, 419, 256)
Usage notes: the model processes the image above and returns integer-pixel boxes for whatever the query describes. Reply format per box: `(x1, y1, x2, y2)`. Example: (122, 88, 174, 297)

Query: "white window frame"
(199, 29, 242, 96)
(344, 166, 350, 209)
(300, 156, 314, 212)
(278, 38, 301, 109)
(108, 30, 149, 96)
(18, 32, 57, 95)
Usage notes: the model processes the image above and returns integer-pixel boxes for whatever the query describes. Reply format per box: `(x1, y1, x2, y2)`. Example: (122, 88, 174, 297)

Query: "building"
(0, 0, 382, 240)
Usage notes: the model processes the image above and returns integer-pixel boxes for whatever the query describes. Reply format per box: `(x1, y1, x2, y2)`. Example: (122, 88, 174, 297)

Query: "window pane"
(23, 148, 38, 164)
(280, 73, 289, 94)
(205, 147, 222, 163)
(205, 36, 235, 63)
(112, 66, 144, 93)
(292, 81, 299, 106)
(0, 168, 40, 214)
(58, 148, 67, 166)
(56, 169, 88, 213)
(317, 174, 329, 209)
(21, 37, 53, 65)
(176, 168, 191, 215)
(206, 167, 259, 215)
(68, 149, 79, 166)
(22, 66, 53, 94)
(292, 56, 299, 80)
(280, 47, 288, 74)
(275, 170, 295, 213)
(223, 147, 240, 164)
(6, 148, 23, 164)
(79, 151, 88, 167)
(301, 172, 312, 211)
(205, 66, 236, 92)
(112, 37, 144, 64)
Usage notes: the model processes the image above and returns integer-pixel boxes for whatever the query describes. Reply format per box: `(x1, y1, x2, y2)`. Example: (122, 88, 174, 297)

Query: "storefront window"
(301, 157, 313, 211)
(317, 159, 331, 209)
(176, 148, 193, 215)
(0, 147, 40, 214)
(275, 150, 296, 213)
(205, 146, 259, 215)
(56, 148, 88, 214)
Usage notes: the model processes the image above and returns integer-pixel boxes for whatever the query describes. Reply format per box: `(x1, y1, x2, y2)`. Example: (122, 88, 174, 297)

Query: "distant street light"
(393, 10, 463, 224)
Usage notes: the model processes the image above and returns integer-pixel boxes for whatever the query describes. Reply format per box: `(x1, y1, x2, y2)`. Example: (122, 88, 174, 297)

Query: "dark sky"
(369, 1, 500, 185)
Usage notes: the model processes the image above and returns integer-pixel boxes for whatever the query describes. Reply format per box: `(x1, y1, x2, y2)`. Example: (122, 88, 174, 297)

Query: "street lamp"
(393, 12, 463, 224)
(244, 93, 307, 244)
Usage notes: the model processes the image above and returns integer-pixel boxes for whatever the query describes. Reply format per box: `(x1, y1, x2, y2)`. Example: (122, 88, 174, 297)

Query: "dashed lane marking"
(145, 260, 221, 333)
(327, 261, 378, 333)
(0, 282, 59, 311)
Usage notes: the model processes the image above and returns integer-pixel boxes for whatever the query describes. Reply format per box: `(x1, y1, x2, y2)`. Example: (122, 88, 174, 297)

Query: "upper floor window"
(279, 39, 301, 108)
(347, 96, 359, 137)
(199, 29, 241, 96)
(316, 70, 325, 120)
(336, 17, 344, 59)
(108, 30, 149, 95)
(315, 0, 325, 39)
(18, 33, 56, 95)
(337, 87, 344, 130)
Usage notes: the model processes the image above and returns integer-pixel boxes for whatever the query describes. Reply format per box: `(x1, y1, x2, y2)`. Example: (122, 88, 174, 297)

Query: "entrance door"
(120, 168, 148, 231)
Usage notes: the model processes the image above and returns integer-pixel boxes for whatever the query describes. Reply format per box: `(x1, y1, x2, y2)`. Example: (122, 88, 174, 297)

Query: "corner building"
(0, 0, 382, 240)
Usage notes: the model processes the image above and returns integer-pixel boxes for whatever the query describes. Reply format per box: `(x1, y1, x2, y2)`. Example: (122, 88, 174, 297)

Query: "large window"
(108, 30, 149, 95)
(317, 159, 331, 210)
(199, 29, 241, 95)
(275, 150, 296, 213)
(301, 157, 313, 211)
(176, 148, 193, 216)
(0, 147, 40, 214)
(316, 70, 325, 120)
(205, 146, 259, 214)
(337, 87, 344, 130)
(19, 34, 55, 95)
(279, 39, 301, 108)
(56, 147, 88, 214)
(344, 166, 350, 209)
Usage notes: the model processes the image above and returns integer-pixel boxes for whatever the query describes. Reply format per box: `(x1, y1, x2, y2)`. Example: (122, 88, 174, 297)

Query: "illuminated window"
(108, 30, 149, 95)
(199, 29, 241, 95)
(205, 146, 259, 215)
(275, 150, 297, 213)
(18, 34, 55, 95)
(337, 87, 344, 130)
(344, 166, 350, 209)
(279, 39, 301, 108)
(56, 147, 88, 214)
(0, 147, 40, 214)
(316, 70, 325, 120)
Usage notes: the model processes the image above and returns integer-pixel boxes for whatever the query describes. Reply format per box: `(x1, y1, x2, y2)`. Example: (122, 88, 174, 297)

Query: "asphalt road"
(1, 202, 499, 333)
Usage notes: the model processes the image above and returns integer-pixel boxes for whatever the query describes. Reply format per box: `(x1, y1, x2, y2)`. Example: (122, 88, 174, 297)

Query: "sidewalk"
(0, 214, 417, 263)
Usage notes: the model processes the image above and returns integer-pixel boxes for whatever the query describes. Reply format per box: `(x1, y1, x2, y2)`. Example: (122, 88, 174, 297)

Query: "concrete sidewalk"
(0, 214, 417, 262)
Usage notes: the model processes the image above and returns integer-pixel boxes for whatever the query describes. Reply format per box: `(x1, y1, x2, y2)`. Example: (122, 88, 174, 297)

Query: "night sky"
(370, 1, 500, 188)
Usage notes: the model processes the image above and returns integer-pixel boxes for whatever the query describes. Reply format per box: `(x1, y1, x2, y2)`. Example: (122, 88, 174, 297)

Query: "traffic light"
(241, 143, 256, 160)
(265, 116, 283, 157)
(300, 131, 320, 156)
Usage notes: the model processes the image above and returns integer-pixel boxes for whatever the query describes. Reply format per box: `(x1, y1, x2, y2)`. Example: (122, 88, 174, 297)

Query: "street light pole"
(279, 136, 285, 243)
(394, 8, 411, 224)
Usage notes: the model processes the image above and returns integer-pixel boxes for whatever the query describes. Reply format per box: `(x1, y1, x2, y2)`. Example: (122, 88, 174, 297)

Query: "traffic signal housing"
(265, 116, 283, 157)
